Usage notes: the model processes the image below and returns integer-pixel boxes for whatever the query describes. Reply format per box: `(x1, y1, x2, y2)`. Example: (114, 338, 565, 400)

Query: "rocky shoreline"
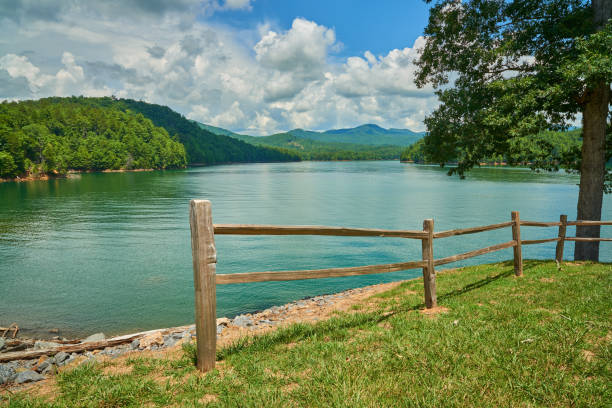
(0, 280, 403, 388)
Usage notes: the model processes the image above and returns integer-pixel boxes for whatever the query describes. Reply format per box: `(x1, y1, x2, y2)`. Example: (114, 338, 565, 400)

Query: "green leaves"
(416, 0, 610, 190)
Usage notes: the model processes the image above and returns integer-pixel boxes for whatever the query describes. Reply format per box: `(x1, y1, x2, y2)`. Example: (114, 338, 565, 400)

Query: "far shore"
(0, 168, 156, 183)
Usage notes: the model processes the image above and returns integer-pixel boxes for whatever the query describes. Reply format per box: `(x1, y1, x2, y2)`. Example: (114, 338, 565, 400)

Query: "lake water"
(1, 161, 610, 338)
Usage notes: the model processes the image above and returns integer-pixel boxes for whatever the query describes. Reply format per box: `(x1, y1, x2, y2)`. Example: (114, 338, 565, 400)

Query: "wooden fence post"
(421, 219, 436, 308)
(189, 200, 217, 372)
(511, 211, 523, 276)
(555, 214, 567, 263)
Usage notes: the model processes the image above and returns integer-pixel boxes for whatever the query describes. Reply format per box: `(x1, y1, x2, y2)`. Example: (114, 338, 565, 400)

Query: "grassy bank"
(2, 260, 610, 407)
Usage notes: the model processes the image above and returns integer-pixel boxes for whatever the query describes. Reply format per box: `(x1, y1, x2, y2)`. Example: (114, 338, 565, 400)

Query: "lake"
(1, 161, 610, 338)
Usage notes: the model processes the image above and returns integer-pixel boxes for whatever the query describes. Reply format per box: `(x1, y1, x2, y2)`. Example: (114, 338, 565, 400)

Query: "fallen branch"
(0, 336, 140, 363)
(0, 324, 195, 362)
(0, 323, 19, 338)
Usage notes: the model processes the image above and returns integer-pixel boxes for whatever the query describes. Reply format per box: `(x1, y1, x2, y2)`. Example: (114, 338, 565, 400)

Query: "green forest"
(0, 99, 187, 179)
(0, 97, 300, 180)
(73, 97, 301, 165)
(400, 129, 586, 170)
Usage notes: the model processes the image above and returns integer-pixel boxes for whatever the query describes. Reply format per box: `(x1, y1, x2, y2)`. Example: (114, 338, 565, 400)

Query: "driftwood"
(1, 323, 19, 338)
(0, 336, 141, 363)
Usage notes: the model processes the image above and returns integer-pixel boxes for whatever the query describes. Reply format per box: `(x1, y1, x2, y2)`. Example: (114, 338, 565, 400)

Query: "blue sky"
(0, 0, 437, 134)
(207, 1, 431, 58)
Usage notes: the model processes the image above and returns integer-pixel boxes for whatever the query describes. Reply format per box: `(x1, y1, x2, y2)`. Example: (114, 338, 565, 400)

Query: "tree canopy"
(0, 98, 187, 178)
(416, 0, 611, 260)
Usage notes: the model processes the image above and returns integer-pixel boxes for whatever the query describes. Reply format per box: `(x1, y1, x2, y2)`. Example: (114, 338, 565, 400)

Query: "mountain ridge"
(199, 122, 425, 147)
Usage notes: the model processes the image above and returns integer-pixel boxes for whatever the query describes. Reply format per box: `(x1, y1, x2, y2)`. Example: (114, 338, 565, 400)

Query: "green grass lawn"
(3, 260, 611, 407)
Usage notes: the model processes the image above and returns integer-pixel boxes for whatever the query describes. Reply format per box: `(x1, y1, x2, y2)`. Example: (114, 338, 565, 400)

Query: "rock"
(36, 357, 53, 373)
(82, 333, 106, 343)
(171, 332, 184, 340)
(233, 314, 254, 328)
(34, 340, 61, 350)
(163, 335, 178, 348)
(216, 317, 231, 326)
(0, 338, 5, 351)
(130, 339, 140, 350)
(49, 328, 60, 334)
(139, 332, 163, 349)
(42, 364, 55, 375)
(0, 364, 17, 385)
(54, 351, 70, 364)
(216, 325, 223, 335)
(258, 319, 273, 325)
(62, 354, 78, 366)
(15, 370, 45, 384)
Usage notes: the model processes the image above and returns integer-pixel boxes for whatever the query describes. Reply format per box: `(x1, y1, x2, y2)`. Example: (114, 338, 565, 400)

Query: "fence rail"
(189, 200, 610, 372)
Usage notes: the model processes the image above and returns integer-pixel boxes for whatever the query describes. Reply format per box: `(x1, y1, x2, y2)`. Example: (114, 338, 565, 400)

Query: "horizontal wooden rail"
(433, 240, 516, 266)
(434, 221, 513, 239)
(214, 224, 427, 239)
(522, 237, 561, 245)
(215, 260, 427, 284)
(567, 220, 612, 226)
(520, 221, 562, 227)
(565, 237, 612, 242)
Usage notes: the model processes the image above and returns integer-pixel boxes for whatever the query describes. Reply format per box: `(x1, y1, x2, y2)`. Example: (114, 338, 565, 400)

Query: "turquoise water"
(0, 161, 610, 338)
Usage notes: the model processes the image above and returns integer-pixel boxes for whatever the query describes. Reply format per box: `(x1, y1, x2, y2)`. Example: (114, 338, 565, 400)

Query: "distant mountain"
(200, 122, 425, 147)
(288, 124, 425, 146)
(194, 127, 404, 160)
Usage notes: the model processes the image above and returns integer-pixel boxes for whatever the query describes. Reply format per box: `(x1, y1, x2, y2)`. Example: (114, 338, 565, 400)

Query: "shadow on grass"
(213, 264, 519, 362)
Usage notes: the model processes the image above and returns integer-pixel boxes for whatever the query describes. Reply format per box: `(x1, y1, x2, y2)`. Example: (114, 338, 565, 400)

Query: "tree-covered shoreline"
(400, 129, 589, 170)
(0, 97, 301, 181)
(0, 98, 187, 180)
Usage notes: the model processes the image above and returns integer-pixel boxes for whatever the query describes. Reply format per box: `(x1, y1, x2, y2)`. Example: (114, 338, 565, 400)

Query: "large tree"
(416, 0, 611, 261)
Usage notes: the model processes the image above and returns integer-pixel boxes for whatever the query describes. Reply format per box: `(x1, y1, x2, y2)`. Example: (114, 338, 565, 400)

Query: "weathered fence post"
(189, 200, 217, 372)
(511, 211, 523, 276)
(555, 214, 568, 263)
(421, 219, 436, 308)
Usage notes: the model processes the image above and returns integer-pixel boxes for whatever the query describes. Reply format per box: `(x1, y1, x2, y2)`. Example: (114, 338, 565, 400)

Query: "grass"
(2, 260, 610, 407)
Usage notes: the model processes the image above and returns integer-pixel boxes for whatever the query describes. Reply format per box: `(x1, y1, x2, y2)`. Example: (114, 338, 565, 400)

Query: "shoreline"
(0, 278, 412, 386)
(2, 278, 411, 342)
(0, 168, 157, 183)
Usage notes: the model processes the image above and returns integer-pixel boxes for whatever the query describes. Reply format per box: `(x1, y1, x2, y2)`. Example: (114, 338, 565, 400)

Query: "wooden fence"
(189, 200, 611, 372)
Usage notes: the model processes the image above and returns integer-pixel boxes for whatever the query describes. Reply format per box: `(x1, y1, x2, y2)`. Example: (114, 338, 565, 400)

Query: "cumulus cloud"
(0, 3, 437, 134)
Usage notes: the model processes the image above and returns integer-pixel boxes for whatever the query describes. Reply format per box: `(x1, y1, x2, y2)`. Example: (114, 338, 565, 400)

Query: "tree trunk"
(575, 83, 609, 261)
(574, 0, 612, 261)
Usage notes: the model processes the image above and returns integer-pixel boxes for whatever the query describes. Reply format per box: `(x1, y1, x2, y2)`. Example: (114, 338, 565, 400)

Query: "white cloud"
(223, 0, 253, 10)
(0, 5, 437, 134)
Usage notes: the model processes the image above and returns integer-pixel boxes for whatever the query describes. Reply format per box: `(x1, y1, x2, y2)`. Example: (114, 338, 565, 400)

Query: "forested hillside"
(400, 129, 585, 168)
(67, 97, 300, 165)
(0, 99, 187, 179)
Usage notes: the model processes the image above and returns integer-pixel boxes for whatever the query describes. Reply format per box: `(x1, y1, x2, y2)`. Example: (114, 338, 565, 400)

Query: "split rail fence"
(189, 200, 611, 372)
